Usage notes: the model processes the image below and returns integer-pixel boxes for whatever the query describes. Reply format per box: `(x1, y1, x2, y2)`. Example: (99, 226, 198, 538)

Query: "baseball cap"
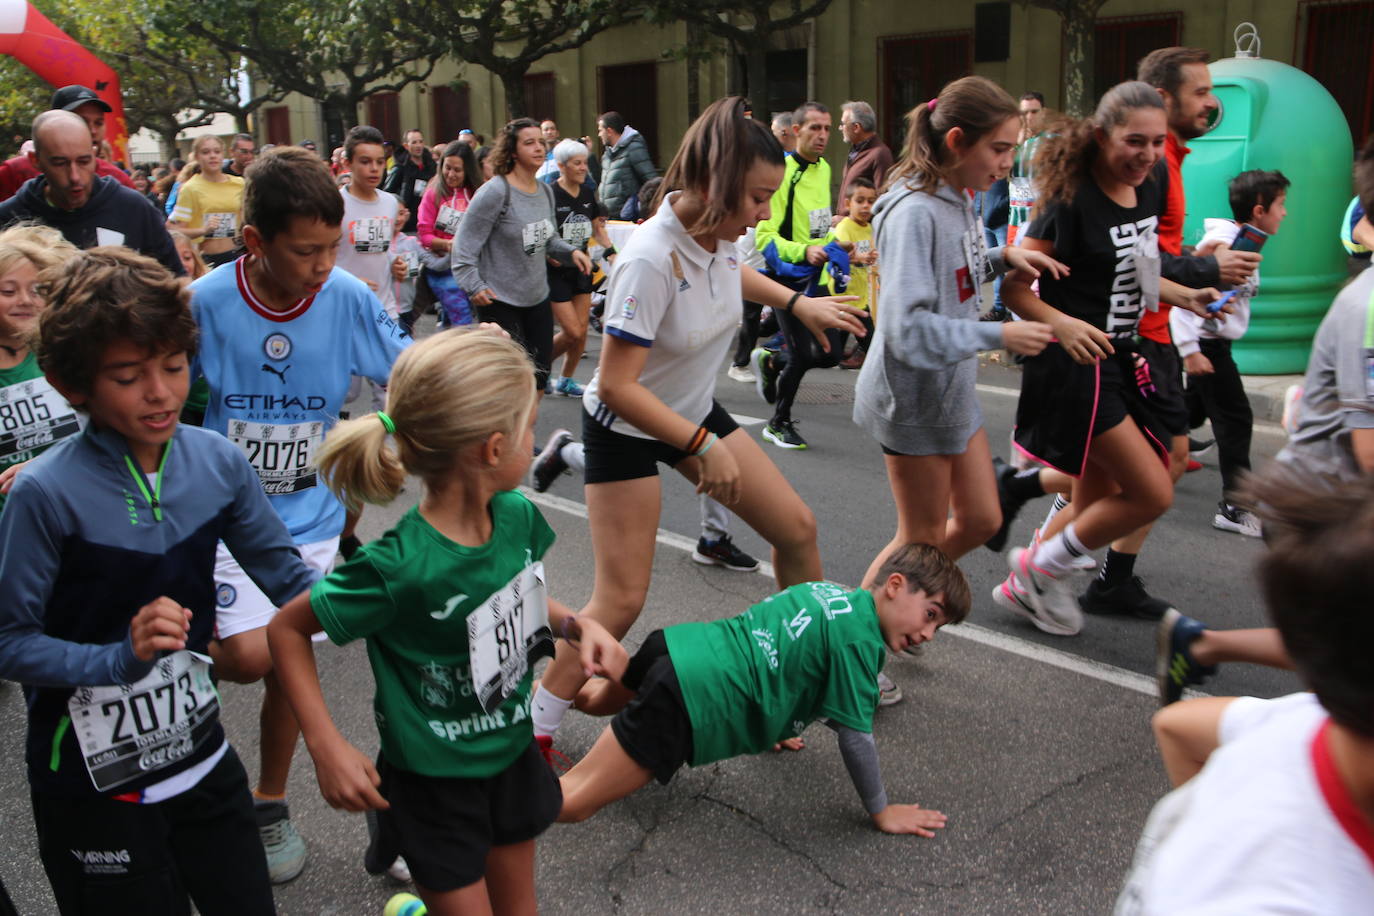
(299, 139, 317, 149)
(51, 85, 112, 114)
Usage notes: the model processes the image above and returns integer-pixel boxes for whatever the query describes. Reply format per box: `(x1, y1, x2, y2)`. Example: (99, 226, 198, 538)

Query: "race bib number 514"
(466, 562, 554, 713)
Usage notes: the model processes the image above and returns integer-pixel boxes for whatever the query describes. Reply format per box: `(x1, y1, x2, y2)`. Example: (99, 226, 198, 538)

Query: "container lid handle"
(1234, 22, 1261, 59)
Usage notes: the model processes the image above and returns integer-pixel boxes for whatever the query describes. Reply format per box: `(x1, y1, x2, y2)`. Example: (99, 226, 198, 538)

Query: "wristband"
(696, 435, 716, 457)
(561, 614, 577, 641)
(784, 291, 803, 312)
(686, 426, 710, 455)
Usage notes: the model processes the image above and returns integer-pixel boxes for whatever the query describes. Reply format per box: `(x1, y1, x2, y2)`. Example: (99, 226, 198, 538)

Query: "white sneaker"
(727, 364, 756, 383)
(386, 856, 412, 884)
(1213, 502, 1263, 538)
(1005, 547, 1083, 636)
(1281, 384, 1303, 435)
(877, 672, 903, 706)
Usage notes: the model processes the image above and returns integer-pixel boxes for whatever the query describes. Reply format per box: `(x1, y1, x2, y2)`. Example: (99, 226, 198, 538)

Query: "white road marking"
(523, 487, 1195, 700)
(728, 412, 768, 427)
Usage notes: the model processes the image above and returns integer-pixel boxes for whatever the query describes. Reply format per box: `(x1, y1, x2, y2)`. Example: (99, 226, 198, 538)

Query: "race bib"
(204, 212, 238, 239)
(1133, 229, 1162, 313)
(522, 219, 554, 257)
(561, 213, 592, 248)
(350, 217, 391, 253)
(855, 239, 873, 261)
(435, 205, 462, 236)
(958, 224, 987, 308)
(413, 178, 427, 197)
(0, 375, 83, 463)
(402, 250, 422, 279)
(808, 207, 831, 239)
(466, 562, 554, 714)
(1008, 176, 1035, 210)
(67, 651, 219, 792)
(227, 418, 323, 495)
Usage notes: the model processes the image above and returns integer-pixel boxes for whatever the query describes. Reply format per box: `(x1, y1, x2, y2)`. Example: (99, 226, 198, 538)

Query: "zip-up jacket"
(755, 153, 835, 267)
(0, 423, 317, 798)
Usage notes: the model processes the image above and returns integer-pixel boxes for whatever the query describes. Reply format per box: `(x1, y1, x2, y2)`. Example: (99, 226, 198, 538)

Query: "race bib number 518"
(466, 562, 554, 713)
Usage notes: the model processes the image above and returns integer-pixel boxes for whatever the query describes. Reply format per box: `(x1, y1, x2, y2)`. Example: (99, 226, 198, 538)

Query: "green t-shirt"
(665, 582, 885, 766)
(311, 490, 556, 778)
(1008, 132, 1047, 230)
(0, 352, 84, 511)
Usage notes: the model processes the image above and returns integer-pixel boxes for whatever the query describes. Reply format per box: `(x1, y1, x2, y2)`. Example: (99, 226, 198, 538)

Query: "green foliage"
(0, 58, 50, 157)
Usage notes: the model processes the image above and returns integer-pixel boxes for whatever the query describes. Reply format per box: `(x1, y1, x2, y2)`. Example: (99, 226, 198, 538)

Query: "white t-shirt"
(582, 193, 743, 439)
(1117, 692, 1374, 914)
(336, 187, 400, 315)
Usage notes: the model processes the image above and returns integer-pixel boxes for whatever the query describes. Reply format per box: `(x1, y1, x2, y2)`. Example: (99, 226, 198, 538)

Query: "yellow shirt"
(832, 217, 874, 312)
(172, 173, 245, 246)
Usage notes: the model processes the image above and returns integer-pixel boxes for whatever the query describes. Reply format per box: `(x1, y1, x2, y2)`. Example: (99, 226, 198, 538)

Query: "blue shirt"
(191, 256, 410, 543)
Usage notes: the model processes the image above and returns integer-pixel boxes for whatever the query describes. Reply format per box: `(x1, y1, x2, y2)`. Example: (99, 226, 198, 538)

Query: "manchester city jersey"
(191, 256, 409, 543)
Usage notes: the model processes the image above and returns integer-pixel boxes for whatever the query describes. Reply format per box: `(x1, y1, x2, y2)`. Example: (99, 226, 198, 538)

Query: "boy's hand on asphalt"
(872, 803, 948, 837)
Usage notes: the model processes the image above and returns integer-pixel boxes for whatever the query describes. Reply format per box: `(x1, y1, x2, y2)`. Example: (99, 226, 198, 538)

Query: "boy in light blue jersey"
(189, 145, 410, 882)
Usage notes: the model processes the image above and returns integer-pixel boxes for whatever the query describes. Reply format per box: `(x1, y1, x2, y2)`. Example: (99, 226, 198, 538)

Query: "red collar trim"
(1311, 718, 1374, 871)
(1166, 132, 1191, 165)
(235, 256, 318, 323)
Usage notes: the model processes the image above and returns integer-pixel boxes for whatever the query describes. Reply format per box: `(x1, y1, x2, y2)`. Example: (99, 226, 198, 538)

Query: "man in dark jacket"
(0, 85, 134, 202)
(836, 101, 892, 218)
(381, 128, 436, 233)
(0, 111, 182, 275)
(597, 111, 657, 217)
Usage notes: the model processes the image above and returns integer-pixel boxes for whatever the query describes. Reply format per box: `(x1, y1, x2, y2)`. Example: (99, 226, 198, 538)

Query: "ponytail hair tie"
(927, 98, 939, 112)
(376, 411, 396, 434)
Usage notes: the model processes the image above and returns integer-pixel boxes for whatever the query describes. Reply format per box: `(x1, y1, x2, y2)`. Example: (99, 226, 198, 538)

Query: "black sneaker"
(1155, 608, 1217, 706)
(1188, 436, 1216, 459)
(751, 347, 777, 405)
(692, 534, 759, 571)
(1078, 575, 1170, 621)
(339, 534, 363, 561)
(762, 419, 807, 450)
(530, 429, 574, 493)
(978, 306, 1009, 322)
(984, 457, 1027, 553)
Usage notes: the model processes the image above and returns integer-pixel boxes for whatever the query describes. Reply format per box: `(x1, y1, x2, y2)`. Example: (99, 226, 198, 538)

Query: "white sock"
(560, 441, 585, 474)
(531, 685, 574, 737)
(1039, 493, 1070, 534)
(1031, 522, 1088, 577)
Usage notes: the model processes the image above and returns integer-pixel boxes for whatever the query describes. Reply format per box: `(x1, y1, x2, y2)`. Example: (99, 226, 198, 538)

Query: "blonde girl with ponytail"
(266, 327, 626, 915)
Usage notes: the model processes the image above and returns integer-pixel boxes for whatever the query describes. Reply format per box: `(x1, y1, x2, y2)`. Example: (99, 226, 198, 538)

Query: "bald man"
(0, 84, 134, 202)
(0, 111, 182, 274)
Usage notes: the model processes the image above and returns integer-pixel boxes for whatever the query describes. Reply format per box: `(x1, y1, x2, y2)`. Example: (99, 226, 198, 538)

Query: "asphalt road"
(0, 324, 1301, 915)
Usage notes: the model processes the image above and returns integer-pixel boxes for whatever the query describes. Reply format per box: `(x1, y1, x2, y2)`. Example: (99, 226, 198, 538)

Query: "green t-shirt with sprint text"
(665, 582, 885, 766)
(0, 352, 84, 511)
(311, 491, 556, 778)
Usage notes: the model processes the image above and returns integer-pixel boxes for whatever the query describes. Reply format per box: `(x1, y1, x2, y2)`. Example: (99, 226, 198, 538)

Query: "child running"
(526, 96, 867, 748)
(167, 135, 245, 268)
(558, 543, 965, 836)
(853, 76, 1060, 588)
(266, 329, 626, 916)
(0, 225, 81, 507)
(0, 247, 317, 915)
(419, 141, 479, 328)
(829, 177, 877, 369)
(995, 81, 1223, 636)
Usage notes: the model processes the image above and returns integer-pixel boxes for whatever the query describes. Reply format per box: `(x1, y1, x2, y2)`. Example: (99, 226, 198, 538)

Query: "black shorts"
(582, 400, 739, 484)
(610, 630, 695, 785)
(1013, 344, 1172, 476)
(1135, 337, 1190, 437)
(548, 264, 592, 302)
(475, 300, 554, 390)
(31, 746, 273, 916)
(370, 742, 562, 893)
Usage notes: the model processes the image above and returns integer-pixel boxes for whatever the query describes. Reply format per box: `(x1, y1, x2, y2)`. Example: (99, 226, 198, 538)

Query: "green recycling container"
(1181, 55, 1353, 374)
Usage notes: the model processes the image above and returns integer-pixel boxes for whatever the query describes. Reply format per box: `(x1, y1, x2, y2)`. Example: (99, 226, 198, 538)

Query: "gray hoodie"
(452, 176, 575, 306)
(853, 180, 1007, 455)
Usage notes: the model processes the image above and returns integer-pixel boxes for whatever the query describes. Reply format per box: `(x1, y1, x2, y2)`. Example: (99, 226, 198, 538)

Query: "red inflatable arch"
(0, 0, 128, 162)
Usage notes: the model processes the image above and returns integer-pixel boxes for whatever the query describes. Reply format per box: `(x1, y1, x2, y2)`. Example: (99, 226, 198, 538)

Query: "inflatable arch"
(0, 0, 128, 161)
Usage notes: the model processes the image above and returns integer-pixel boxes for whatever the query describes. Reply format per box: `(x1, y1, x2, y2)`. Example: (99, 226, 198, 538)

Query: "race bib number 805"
(0, 376, 83, 463)
(466, 562, 554, 713)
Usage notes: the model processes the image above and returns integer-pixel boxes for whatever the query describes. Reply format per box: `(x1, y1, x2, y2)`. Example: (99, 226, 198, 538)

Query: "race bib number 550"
(67, 651, 219, 792)
(466, 562, 554, 713)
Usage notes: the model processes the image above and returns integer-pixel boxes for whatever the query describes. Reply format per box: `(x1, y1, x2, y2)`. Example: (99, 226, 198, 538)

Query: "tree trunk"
(746, 46, 768, 113)
(1060, 3, 1095, 117)
(234, 110, 250, 134)
(500, 68, 527, 120)
(158, 128, 180, 162)
(685, 21, 701, 122)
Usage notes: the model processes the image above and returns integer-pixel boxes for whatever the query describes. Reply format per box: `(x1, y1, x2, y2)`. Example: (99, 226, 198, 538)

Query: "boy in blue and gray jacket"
(0, 247, 316, 915)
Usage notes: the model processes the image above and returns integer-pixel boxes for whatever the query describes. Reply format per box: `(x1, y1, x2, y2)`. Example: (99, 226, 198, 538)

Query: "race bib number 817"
(466, 562, 554, 713)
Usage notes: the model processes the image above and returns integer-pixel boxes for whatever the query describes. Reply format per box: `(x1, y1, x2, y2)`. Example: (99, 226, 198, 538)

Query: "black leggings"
(732, 299, 765, 368)
(475, 300, 555, 390)
(772, 307, 845, 424)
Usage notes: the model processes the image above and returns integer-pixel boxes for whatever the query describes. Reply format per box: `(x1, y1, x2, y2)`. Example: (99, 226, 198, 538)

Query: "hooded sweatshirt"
(853, 180, 1007, 455)
(0, 175, 184, 276)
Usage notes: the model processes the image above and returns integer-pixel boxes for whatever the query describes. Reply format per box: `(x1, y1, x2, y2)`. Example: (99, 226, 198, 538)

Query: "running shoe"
(1155, 608, 1217, 706)
(1281, 384, 1303, 435)
(535, 734, 572, 774)
(1005, 547, 1083, 636)
(1185, 458, 1203, 473)
(1213, 501, 1262, 538)
(762, 419, 808, 450)
(1188, 436, 1216, 459)
(727, 364, 756, 383)
(985, 457, 1028, 553)
(1027, 527, 1096, 571)
(751, 347, 777, 405)
(978, 306, 1009, 322)
(839, 350, 866, 370)
(877, 672, 903, 706)
(692, 534, 759, 571)
(256, 801, 307, 884)
(530, 429, 573, 493)
(554, 376, 585, 398)
(1078, 576, 1170, 621)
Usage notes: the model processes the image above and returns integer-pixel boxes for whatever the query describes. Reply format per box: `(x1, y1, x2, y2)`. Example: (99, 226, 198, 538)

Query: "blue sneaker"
(256, 801, 307, 884)
(554, 376, 585, 398)
(1155, 609, 1217, 706)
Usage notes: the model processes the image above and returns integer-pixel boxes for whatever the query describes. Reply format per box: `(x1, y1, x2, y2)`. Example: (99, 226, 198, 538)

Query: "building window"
(598, 61, 660, 166)
(879, 31, 972, 149)
(432, 85, 471, 145)
(1093, 14, 1182, 101)
(1299, 1, 1374, 142)
(367, 92, 401, 144)
(736, 48, 809, 118)
(524, 72, 555, 122)
(265, 106, 291, 147)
